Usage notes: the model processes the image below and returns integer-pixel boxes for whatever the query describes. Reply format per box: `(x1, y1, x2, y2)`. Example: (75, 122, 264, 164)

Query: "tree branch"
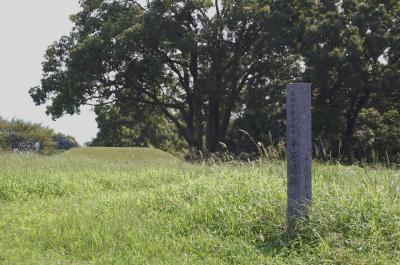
(215, 0, 220, 17)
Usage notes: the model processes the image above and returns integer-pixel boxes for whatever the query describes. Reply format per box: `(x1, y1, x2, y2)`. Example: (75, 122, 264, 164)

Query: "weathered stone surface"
(286, 83, 312, 226)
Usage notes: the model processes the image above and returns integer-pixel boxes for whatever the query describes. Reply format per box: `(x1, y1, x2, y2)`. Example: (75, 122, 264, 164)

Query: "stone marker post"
(286, 83, 312, 229)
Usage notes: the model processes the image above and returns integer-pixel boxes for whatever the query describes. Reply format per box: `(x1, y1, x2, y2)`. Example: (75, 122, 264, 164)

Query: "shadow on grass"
(249, 217, 318, 257)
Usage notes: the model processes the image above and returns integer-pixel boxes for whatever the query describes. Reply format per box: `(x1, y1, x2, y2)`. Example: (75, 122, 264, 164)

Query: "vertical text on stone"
(286, 83, 312, 226)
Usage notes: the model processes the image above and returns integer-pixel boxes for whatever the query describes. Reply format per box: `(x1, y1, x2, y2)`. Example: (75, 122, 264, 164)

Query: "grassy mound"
(0, 148, 399, 264)
(62, 147, 177, 163)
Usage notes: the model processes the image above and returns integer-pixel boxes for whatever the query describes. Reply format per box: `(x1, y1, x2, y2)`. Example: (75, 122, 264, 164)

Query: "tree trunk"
(343, 91, 370, 163)
(206, 99, 220, 152)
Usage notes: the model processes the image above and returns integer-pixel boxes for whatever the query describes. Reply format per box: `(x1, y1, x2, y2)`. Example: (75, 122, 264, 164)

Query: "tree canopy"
(30, 0, 299, 154)
(31, 0, 400, 162)
(301, 0, 400, 161)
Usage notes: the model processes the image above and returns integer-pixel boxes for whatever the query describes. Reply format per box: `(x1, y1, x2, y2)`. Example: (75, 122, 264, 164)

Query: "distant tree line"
(31, 0, 399, 163)
(0, 118, 79, 154)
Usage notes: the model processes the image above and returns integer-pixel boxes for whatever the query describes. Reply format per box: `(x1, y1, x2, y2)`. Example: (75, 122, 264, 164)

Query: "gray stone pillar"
(286, 83, 312, 228)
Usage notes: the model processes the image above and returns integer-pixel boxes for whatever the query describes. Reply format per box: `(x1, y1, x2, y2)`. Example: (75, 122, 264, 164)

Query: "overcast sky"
(0, 1, 97, 144)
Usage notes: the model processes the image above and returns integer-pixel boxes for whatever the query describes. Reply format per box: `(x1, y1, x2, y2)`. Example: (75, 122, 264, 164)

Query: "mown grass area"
(0, 147, 399, 264)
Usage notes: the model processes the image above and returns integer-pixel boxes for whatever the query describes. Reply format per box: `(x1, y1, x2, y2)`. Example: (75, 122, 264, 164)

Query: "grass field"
(0, 147, 400, 264)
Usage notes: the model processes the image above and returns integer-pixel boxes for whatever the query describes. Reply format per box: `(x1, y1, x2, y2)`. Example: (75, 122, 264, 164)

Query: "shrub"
(354, 108, 400, 164)
(53, 133, 80, 150)
(0, 117, 79, 154)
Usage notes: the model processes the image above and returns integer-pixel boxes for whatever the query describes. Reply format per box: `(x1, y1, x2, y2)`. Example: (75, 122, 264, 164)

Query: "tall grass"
(0, 148, 399, 264)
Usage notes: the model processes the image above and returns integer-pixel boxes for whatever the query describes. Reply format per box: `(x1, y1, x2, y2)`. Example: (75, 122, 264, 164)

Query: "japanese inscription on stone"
(286, 83, 312, 226)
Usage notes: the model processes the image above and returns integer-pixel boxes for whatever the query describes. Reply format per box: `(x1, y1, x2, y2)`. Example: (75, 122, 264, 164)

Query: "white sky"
(0, 1, 97, 145)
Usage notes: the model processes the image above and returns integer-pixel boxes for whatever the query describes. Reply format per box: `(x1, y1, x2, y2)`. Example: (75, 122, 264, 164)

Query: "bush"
(53, 133, 80, 150)
(0, 117, 79, 154)
(354, 108, 400, 164)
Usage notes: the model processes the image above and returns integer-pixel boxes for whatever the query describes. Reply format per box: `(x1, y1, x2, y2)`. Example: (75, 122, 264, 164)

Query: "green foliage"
(30, 0, 399, 162)
(355, 108, 400, 163)
(0, 118, 79, 154)
(89, 102, 187, 153)
(0, 118, 55, 154)
(227, 0, 400, 163)
(299, 0, 400, 162)
(0, 148, 400, 264)
(30, 0, 298, 153)
(53, 133, 80, 150)
(227, 64, 300, 155)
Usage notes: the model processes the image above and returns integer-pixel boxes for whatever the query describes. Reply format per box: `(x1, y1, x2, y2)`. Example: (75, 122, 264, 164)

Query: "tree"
(89, 100, 187, 152)
(299, 0, 400, 162)
(354, 108, 400, 164)
(225, 0, 400, 163)
(228, 55, 301, 155)
(0, 117, 80, 154)
(30, 0, 299, 154)
(0, 118, 55, 154)
(53, 133, 80, 150)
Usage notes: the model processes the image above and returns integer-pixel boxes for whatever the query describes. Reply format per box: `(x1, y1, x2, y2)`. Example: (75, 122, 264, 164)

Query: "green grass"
(0, 147, 399, 264)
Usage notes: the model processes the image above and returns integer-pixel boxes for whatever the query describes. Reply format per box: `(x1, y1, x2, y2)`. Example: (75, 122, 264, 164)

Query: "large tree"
(223, 0, 400, 162)
(300, 0, 400, 161)
(30, 0, 299, 153)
